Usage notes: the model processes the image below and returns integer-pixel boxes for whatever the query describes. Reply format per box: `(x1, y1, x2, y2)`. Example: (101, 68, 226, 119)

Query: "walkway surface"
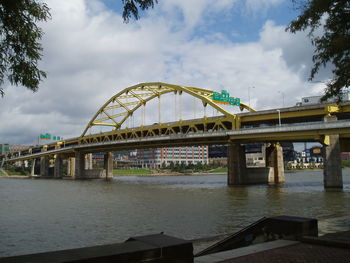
(195, 231, 350, 263)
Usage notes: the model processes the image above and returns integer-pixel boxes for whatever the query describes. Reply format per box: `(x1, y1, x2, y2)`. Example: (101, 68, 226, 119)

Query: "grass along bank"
(113, 167, 228, 176)
(209, 167, 227, 173)
(113, 168, 153, 175)
(342, 160, 350, 168)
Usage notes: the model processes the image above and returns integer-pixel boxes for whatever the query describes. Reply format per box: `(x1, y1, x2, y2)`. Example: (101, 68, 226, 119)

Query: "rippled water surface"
(1, 170, 350, 257)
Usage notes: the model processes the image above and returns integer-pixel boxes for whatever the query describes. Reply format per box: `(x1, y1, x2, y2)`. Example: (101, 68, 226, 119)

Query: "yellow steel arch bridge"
(79, 82, 255, 144)
(3, 81, 350, 161)
(3, 82, 350, 189)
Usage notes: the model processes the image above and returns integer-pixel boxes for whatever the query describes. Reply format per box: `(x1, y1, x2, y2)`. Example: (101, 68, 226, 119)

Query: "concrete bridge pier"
(30, 159, 36, 177)
(227, 142, 285, 186)
(74, 152, 85, 179)
(73, 152, 112, 179)
(265, 143, 285, 184)
(323, 115, 343, 189)
(323, 134, 343, 189)
(54, 155, 63, 178)
(85, 153, 93, 170)
(40, 156, 49, 177)
(67, 157, 75, 177)
(67, 158, 71, 176)
(104, 152, 114, 179)
(227, 143, 246, 185)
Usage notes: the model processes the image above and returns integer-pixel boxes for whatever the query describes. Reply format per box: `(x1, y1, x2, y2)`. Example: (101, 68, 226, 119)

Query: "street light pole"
(276, 109, 281, 126)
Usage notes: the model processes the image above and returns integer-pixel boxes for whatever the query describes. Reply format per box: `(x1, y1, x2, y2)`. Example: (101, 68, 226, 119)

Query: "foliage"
(209, 167, 228, 173)
(0, 0, 50, 97)
(287, 0, 350, 101)
(341, 159, 350, 168)
(122, 0, 158, 23)
(0, 0, 159, 97)
(166, 162, 220, 173)
(3, 163, 30, 175)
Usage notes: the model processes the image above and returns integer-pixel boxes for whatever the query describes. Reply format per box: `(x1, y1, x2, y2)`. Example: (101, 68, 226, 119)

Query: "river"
(1, 170, 350, 257)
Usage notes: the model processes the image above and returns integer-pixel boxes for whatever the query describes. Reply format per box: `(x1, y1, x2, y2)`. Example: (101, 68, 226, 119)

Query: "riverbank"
(113, 168, 228, 176)
(0, 175, 30, 179)
(191, 212, 350, 254)
(0, 168, 348, 178)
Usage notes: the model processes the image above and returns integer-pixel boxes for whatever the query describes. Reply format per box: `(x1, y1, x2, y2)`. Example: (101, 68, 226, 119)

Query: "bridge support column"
(104, 152, 113, 179)
(40, 156, 49, 177)
(74, 152, 85, 179)
(54, 155, 63, 178)
(85, 153, 93, 170)
(30, 159, 36, 177)
(323, 134, 343, 189)
(67, 157, 75, 177)
(227, 143, 246, 185)
(265, 143, 285, 184)
(67, 158, 71, 176)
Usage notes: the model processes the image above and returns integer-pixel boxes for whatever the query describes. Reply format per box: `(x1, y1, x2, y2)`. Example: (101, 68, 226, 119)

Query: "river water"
(1, 170, 350, 257)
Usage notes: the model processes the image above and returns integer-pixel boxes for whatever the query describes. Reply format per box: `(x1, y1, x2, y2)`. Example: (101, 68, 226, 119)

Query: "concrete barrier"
(0, 234, 193, 263)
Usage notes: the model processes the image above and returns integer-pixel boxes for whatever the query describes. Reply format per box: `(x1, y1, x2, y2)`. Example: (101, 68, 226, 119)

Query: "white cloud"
(0, 0, 327, 145)
(260, 20, 314, 78)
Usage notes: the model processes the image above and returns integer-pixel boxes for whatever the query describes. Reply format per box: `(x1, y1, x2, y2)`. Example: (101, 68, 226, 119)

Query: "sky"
(0, 0, 331, 146)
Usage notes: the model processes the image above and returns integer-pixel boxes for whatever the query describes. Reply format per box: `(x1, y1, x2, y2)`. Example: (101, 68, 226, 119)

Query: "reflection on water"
(0, 170, 349, 257)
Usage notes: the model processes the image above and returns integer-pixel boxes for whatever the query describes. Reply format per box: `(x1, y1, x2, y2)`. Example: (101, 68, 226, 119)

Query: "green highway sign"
(40, 133, 51, 140)
(212, 90, 240, 106)
(0, 145, 10, 151)
(40, 133, 62, 141)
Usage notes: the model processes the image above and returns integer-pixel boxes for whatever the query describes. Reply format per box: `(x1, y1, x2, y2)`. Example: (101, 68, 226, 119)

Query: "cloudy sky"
(1, 0, 330, 145)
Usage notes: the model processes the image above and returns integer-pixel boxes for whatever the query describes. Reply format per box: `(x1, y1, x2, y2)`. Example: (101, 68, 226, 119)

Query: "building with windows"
(0, 144, 30, 156)
(208, 143, 295, 167)
(136, 146, 209, 168)
(296, 92, 350, 106)
(1, 144, 31, 168)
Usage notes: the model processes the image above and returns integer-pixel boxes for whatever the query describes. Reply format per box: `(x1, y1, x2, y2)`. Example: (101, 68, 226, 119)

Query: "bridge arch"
(81, 82, 256, 137)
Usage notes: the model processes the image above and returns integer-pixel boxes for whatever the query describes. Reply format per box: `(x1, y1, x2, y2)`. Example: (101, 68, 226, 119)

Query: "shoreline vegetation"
(1, 160, 350, 177)
(113, 167, 229, 176)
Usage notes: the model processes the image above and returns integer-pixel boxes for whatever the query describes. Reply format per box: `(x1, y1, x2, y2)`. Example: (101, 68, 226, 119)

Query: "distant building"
(296, 146, 324, 163)
(0, 144, 31, 168)
(281, 142, 296, 162)
(208, 145, 228, 166)
(209, 143, 295, 167)
(296, 92, 350, 106)
(341, 152, 350, 160)
(0, 143, 30, 156)
(208, 145, 228, 158)
(136, 146, 209, 168)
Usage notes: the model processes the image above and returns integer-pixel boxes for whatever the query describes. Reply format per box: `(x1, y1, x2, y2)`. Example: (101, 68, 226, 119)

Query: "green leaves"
(0, 0, 159, 97)
(287, 0, 350, 101)
(0, 0, 50, 96)
(122, 0, 158, 23)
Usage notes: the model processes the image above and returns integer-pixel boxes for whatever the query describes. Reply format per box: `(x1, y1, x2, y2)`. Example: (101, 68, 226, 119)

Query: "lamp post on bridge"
(276, 109, 281, 126)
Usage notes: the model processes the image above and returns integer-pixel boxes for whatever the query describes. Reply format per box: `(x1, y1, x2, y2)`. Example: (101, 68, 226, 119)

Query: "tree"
(122, 0, 158, 23)
(0, 0, 158, 97)
(0, 0, 51, 97)
(287, 0, 350, 101)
